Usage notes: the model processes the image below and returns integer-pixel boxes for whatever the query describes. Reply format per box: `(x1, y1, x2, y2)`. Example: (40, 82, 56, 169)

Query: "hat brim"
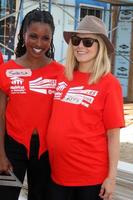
(63, 31, 114, 55)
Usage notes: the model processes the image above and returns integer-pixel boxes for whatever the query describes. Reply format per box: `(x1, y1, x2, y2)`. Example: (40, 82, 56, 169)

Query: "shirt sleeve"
(0, 52, 4, 65)
(103, 77, 125, 129)
(0, 64, 9, 94)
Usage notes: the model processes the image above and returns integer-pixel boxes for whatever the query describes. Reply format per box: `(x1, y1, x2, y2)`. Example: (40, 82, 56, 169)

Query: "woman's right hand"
(0, 154, 13, 174)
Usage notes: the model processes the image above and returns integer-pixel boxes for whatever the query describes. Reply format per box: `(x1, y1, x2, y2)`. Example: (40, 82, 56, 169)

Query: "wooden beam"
(111, 6, 120, 74)
(96, 0, 133, 5)
(127, 19, 133, 102)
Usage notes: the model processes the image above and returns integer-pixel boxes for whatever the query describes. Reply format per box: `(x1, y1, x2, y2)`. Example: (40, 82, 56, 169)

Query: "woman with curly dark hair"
(0, 9, 63, 200)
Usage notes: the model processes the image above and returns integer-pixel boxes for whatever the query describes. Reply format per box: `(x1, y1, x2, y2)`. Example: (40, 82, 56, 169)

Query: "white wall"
(15, 0, 75, 63)
(51, 3, 75, 62)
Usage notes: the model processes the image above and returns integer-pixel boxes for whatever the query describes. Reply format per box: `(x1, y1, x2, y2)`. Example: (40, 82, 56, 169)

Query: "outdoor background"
(120, 103, 133, 164)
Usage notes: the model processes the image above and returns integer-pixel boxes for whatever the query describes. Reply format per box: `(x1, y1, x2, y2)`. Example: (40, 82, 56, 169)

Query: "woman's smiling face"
(23, 22, 52, 58)
(72, 33, 99, 71)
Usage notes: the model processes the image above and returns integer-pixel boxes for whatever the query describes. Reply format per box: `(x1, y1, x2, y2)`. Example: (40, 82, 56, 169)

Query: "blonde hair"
(65, 34, 111, 84)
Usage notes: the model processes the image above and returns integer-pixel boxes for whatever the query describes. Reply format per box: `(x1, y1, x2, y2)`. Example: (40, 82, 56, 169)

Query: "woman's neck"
(15, 54, 52, 69)
(78, 62, 93, 73)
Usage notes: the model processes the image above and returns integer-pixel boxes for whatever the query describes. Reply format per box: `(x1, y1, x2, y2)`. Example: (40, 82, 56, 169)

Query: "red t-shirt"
(0, 52, 4, 65)
(47, 70, 125, 186)
(0, 60, 63, 157)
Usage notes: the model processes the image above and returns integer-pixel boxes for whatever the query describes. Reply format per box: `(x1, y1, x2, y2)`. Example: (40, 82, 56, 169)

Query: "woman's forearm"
(0, 117, 6, 156)
(107, 128, 120, 180)
(0, 90, 7, 156)
(99, 128, 120, 199)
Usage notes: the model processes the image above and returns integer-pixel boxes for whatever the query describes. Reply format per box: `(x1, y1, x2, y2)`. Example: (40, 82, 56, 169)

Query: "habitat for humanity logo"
(29, 77, 57, 94)
(6, 69, 32, 94)
(55, 83, 98, 108)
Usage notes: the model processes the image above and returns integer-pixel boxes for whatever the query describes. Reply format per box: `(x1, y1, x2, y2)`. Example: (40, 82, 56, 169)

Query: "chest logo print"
(7, 69, 31, 94)
(11, 77, 24, 85)
(29, 77, 57, 94)
(55, 84, 98, 108)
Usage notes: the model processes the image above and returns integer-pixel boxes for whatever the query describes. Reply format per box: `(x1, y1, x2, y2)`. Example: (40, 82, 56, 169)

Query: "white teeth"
(33, 48, 42, 53)
(77, 51, 86, 54)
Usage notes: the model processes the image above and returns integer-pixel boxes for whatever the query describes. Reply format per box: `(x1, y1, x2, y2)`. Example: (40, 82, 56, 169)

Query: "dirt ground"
(120, 104, 133, 164)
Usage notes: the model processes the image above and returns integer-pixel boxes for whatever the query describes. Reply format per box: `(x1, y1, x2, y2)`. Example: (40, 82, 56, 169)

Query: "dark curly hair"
(15, 9, 55, 59)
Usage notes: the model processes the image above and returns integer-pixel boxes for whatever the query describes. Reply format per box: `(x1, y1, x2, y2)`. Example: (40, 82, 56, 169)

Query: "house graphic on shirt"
(10, 77, 24, 85)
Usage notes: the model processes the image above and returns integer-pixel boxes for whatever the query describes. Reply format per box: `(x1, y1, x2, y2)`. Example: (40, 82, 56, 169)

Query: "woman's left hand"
(99, 177, 116, 200)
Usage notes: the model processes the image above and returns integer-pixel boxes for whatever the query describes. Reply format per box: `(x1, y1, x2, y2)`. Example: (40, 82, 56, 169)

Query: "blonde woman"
(46, 15, 124, 200)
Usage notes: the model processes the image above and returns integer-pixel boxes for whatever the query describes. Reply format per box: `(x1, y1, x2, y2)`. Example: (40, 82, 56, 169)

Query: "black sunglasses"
(71, 35, 98, 47)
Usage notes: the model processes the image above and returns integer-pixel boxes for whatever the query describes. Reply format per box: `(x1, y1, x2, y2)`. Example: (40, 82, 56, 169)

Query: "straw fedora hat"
(63, 15, 114, 55)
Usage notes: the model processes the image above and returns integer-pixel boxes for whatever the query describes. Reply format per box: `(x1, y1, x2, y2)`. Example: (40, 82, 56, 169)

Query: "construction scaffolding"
(0, 0, 133, 101)
(97, 0, 133, 101)
(0, 2, 133, 199)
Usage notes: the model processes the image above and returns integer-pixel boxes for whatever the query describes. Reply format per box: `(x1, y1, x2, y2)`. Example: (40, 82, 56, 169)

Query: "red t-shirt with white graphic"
(0, 60, 63, 157)
(47, 70, 125, 186)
